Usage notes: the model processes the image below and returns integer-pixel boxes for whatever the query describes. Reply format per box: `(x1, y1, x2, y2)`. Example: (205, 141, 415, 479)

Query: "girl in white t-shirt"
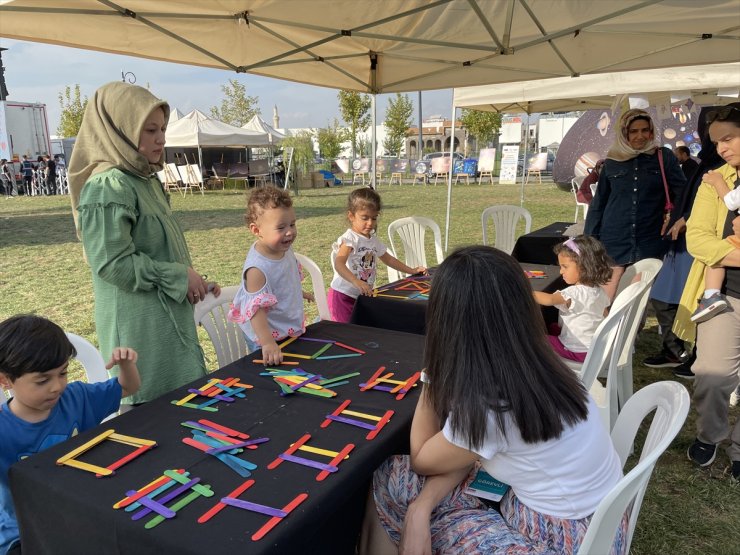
(534, 235, 612, 362)
(228, 187, 313, 366)
(360, 246, 626, 555)
(328, 188, 426, 322)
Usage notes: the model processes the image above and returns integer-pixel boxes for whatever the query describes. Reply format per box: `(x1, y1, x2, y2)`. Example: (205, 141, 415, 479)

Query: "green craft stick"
(311, 342, 334, 359)
(164, 470, 212, 496)
(145, 488, 210, 529)
(316, 353, 363, 360)
(319, 372, 360, 386)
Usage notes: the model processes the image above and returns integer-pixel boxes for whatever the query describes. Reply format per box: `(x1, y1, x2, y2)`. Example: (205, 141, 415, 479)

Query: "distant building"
(405, 116, 470, 159)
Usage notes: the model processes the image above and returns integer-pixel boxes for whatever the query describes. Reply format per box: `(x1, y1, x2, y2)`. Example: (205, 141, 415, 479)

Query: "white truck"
(0, 101, 52, 172)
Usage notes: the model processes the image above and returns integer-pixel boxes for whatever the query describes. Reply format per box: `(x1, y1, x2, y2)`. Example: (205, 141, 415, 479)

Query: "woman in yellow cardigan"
(674, 103, 740, 482)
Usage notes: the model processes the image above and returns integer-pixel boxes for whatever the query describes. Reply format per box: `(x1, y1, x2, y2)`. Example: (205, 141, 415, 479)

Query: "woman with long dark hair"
(361, 246, 627, 554)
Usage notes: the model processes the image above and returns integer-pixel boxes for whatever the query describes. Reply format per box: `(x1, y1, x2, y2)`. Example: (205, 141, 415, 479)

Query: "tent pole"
(444, 102, 456, 252)
(519, 113, 530, 206)
(417, 91, 423, 160)
(371, 94, 377, 189)
(197, 146, 203, 186)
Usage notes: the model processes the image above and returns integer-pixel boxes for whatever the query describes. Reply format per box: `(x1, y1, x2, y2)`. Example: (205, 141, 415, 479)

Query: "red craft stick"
(396, 372, 421, 400)
(321, 399, 351, 428)
(203, 377, 238, 397)
(182, 437, 213, 453)
(198, 479, 255, 523)
(360, 367, 386, 391)
(363, 373, 394, 392)
(203, 430, 257, 448)
(367, 410, 394, 440)
(267, 433, 311, 470)
(96, 444, 153, 478)
(334, 341, 365, 355)
(116, 469, 185, 508)
(316, 444, 355, 481)
(199, 419, 249, 439)
(251, 493, 308, 541)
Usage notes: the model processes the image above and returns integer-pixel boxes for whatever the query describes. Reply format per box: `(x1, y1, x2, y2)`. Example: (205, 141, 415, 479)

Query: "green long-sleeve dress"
(77, 168, 207, 404)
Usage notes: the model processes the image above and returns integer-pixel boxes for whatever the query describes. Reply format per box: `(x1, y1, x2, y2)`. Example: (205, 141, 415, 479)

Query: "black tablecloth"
(511, 221, 575, 266)
(351, 263, 564, 335)
(9, 321, 424, 555)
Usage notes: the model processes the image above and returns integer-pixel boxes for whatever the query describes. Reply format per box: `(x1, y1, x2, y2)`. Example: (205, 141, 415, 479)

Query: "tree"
(459, 109, 502, 150)
(382, 93, 413, 157)
(281, 130, 315, 178)
(210, 79, 260, 126)
(317, 119, 346, 161)
(57, 85, 88, 137)
(337, 90, 371, 159)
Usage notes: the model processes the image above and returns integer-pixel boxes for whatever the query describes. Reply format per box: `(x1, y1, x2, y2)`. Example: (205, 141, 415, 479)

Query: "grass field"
(0, 180, 737, 553)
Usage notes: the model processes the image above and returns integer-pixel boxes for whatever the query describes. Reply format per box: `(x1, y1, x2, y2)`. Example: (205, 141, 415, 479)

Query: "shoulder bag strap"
(657, 148, 674, 212)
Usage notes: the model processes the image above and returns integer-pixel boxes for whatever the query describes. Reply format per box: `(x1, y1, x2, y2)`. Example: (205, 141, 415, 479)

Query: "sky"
(0, 38, 454, 136)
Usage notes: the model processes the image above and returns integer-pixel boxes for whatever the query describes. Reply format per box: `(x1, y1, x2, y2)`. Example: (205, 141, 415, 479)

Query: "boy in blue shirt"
(0, 315, 141, 555)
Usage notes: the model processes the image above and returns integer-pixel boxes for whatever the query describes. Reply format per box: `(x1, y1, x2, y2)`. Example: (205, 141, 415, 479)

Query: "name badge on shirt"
(464, 469, 509, 502)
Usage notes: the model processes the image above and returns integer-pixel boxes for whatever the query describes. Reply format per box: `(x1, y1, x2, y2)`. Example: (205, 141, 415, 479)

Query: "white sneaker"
(731, 386, 740, 408)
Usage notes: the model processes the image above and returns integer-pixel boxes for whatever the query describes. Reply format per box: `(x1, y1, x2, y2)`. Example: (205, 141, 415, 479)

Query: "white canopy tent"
(2, 0, 738, 242)
(242, 114, 285, 144)
(165, 109, 270, 148)
(446, 62, 740, 248)
(167, 107, 184, 125)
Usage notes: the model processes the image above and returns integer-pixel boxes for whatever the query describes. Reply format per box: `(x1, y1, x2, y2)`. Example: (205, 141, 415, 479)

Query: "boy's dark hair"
(0, 315, 76, 381)
(424, 246, 588, 450)
(347, 187, 382, 214)
(674, 146, 691, 157)
(246, 186, 293, 225)
(553, 235, 612, 286)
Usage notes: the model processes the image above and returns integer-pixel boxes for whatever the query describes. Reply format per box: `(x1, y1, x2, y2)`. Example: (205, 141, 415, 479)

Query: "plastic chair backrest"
(571, 176, 588, 223)
(294, 252, 331, 321)
(193, 285, 248, 369)
(481, 205, 532, 253)
(387, 217, 444, 279)
(577, 381, 690, 554)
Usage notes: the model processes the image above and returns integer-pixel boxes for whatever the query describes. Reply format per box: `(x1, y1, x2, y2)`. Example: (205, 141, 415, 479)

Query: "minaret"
(273, 105, 280, 130)
(0, 48, 9, 100)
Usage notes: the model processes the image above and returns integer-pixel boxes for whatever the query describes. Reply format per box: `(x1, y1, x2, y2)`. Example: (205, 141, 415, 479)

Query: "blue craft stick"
(192, 432, 242, 455)
(315, 353, 363, 360)
(214, 453, 252, 477)
(327, 414, 377, 431)
(221, 497, 287, 517)
(131, 478, 199, 521)
(219, 453, 258, 471)
(124, 480, 179, 512)
(214, 383, 247, 397)
(279, 453, 338, 473)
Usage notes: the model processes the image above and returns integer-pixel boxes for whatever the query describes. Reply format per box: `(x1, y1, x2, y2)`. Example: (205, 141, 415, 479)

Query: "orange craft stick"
(251, 493, 308, 541)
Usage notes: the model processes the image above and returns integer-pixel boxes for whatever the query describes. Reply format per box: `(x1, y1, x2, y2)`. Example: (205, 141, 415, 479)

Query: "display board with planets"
(552, 102, 704, 185)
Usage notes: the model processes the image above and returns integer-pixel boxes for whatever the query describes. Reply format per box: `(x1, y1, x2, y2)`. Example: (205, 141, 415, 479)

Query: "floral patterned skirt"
(372, 455, 628, 554)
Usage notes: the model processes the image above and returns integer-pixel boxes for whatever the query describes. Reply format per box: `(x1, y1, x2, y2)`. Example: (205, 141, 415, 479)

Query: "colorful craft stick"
(310, 342, 334, 358)
(321, 399, 394, 440)
(57, 430, 155, 477)
(252, 359, 299, 365)
(199, 419, 249, 439)
(222, 497, 287, 518)
(315, 353, 362, 360)
(198, 479, 255, 523)
(114, 469, 185, 509)
(325, 414, 377, 431)
(278, 336, 298, 348)
(278, 453, 338, 473)
(251, 493, 307, 541)
(319, 372, 360, 386)
(298, 337, 335, 343)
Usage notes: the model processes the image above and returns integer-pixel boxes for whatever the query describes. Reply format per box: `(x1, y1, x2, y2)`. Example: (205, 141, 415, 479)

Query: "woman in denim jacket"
(585, 109, 686, 299)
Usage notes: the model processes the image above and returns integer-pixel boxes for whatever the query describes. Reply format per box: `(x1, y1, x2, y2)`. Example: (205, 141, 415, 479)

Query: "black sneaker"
(687, 439, 717, 467)
(731, 461, 740, 484)
(643, 352, 682, 368)
(673, 360, 696, 380)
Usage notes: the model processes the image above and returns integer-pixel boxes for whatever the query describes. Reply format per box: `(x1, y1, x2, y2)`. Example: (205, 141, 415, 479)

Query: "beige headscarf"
(605, 108, 658, 162)
(68, 81, 170, 229)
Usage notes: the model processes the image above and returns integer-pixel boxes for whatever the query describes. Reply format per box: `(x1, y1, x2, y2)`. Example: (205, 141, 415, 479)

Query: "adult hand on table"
(399, 501, 433, 555)
(187, 267, 208, 304)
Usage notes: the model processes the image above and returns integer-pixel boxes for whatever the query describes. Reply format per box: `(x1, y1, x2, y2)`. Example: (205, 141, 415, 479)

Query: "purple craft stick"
(359, 383, 394, 392)
(132, 495, 176, 519)
(279, 453, 338, 473)
(206, 437, 270, 455)
(221, 497, 287, 517)
(131, 478, 200, 520)
(298, 337, 335, 343)
(187, 389, 234, 403)
(327, 414, 377, 431)
(184, 420, 224, 435)
(290, 374, 320, 391)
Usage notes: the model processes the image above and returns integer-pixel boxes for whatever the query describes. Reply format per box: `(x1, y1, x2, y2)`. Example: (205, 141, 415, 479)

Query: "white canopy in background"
(165, 109, 270, 148)
(242, 115, 285, 144)
(453, 63, 740, 114)
(167, 108, 184, 125)
(0, 1, 738, 94)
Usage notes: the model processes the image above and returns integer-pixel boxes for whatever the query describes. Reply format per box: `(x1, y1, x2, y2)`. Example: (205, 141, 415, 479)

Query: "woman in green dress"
(68, 82, 219, 406)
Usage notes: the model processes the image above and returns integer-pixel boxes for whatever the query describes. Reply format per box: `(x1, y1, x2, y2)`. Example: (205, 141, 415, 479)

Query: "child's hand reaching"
(105, 347, 138, 370)
(303, 291, 315, 303)
(412, 267, 428, 276)
(355, 279, 373, 296)
(207, 281, 221, 297)
(260, 340, 283, 366)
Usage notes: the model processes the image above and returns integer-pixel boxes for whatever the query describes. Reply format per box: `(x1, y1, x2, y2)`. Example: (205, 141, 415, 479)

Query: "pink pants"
(547, 323, 587, 362)
(327, 288, 356, 323)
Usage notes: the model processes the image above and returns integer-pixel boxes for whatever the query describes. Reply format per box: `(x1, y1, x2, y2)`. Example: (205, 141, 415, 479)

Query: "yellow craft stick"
(295, 444, 349, 459)
(63, 458, 112, 476)
(375, 377, 406, 385)
(282, 353, 312, 359)
(109, 433, 156, 447)
(342, 409, 382, 421)
(176, 378, 221, 406)
(279, 336, 298, 349)
(56, 429, 115, 464)
(114, 474, 166, 508)
(376, 293, 408, 299)
(280, 376, 325, 390)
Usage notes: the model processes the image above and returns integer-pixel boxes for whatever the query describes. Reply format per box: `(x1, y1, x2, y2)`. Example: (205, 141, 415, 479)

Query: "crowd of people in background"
(0, 154, 67, 198)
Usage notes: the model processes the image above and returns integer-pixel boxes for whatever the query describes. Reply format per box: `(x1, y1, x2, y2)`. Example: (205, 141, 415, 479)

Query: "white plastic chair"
(577, 381, 690, 554)
(612, 258, 664, 409)
(294, 252, 331, 321)
(2, 333, 113, 411)
(571, 176, 589, 223)
(481, 205, 532, 254)
(194, 285, 249, 369)
(387, 217, 444, 282)
(567, 281, 648, 431)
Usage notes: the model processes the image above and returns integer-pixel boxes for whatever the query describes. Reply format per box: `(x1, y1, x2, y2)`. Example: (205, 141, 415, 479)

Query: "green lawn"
(0, 181, 737, 553)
